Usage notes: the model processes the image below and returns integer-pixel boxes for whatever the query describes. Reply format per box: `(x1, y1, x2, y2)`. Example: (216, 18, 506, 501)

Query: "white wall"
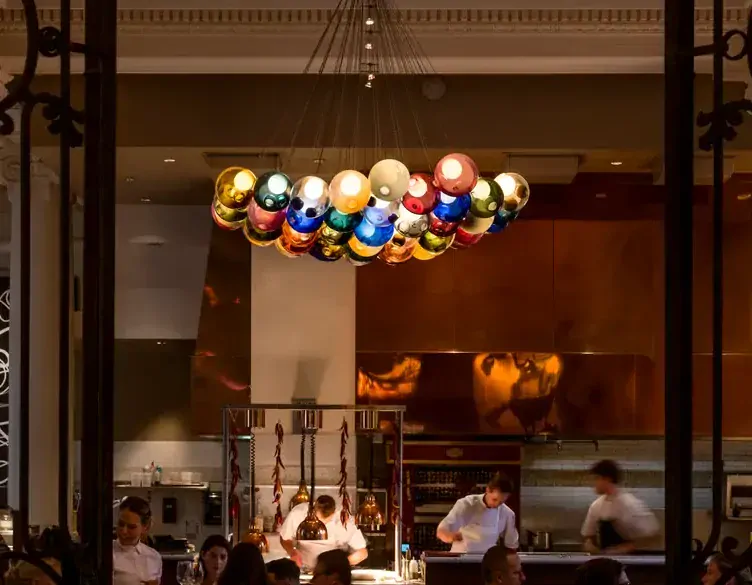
(115, 205, 212, 339)
(250, 247, 358, 495)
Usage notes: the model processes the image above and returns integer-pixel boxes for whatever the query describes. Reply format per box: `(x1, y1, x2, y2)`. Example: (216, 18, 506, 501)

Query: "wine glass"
(177, 560, 202, 585)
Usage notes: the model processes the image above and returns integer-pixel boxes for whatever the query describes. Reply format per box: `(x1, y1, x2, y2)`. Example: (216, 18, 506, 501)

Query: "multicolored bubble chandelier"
(209, 0, 530, 265)
(210, 164, 529, 265)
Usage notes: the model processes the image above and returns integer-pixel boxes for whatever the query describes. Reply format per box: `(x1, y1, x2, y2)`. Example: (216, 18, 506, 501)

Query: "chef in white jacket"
(280, 495, 368, 569)
(437, 473, 519, 554)
(581, 460, 659, 554)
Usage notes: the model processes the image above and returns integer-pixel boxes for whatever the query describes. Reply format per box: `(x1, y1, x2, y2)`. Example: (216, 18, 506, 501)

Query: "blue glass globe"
(432, 193, 471, 223)
(363, 197, 399, 227)
(353, 217, 395, 247)
(487, 209, 519, 234)
(285, 207, 325, 234)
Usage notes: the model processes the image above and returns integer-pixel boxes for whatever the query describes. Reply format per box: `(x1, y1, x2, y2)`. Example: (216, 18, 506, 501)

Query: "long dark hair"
(199, 535, 230, 576)
(217, 543, 267, 585)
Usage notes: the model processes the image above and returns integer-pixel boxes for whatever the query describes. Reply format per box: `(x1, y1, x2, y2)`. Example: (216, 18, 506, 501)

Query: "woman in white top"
(113, 496, 163, 585)
(437, 472, 519, 554)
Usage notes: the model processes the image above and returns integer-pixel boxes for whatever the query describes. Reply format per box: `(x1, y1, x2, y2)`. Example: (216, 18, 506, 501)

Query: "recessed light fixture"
(156, 340, 165, 346)
(164, 157, 176, 163)
(595, 193, 608, 199)
(140, 196, 151, 203)
(737, 192, 752, 201)
(125, 176, 135, 183)
(313, 158, 325, 164)
(610, 161, 623, 166)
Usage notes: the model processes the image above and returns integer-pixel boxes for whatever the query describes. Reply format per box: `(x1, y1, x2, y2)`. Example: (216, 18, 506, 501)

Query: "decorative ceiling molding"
(0, 8, 745, 35)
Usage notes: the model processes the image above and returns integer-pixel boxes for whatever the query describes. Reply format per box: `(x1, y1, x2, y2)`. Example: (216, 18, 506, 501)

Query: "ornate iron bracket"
(0, 3, 84, 145)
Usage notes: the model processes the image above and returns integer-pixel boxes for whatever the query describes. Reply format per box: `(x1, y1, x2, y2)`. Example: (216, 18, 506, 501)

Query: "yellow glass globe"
(330, 170, 371, 213)
(215, 167, 257, 210)
(368, 159, 410, 202)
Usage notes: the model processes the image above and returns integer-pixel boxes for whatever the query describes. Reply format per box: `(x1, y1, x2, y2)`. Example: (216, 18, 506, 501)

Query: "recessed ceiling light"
(610, 161, 623, 166)
(156, 341, 165, 345)
(125, 176, 135, 183)
(595, 193, 608, 199)
(164, 157, 176, 163)
(313, 158, 325, 164)
(737, 192, 752, 201)
(140, 196, 151, 203)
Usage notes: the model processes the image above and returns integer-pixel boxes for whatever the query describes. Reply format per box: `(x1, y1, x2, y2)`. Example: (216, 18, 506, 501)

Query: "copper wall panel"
(552, 220, 662, 356)
(190, 224, 251, 436)
(356, 352, 653, 437)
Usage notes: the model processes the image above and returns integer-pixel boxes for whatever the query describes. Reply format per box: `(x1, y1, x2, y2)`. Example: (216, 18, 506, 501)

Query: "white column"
(1, 148, 61, 528)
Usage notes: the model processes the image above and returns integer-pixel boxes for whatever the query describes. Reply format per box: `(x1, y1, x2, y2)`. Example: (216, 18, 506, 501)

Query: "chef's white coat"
(581, 490, 659, 542)
(438, 494, 519, 553)
(113, 541, 162, 585)
(280, 503, 368, 568)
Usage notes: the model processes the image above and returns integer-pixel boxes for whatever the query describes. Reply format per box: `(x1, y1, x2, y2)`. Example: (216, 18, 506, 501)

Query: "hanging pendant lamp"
(241, 409, 269, 552)
(290, 431, 311, 510)
(296, 410, 328, 541)
(356, 410, 385, 531)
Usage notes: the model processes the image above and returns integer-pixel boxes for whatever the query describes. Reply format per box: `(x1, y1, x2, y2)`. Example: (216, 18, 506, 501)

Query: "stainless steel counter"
(425, 552, 665, 566)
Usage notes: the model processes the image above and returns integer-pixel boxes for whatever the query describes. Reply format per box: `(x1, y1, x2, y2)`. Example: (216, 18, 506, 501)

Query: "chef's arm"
(348, 548, 368, 566)
(583, 536, 599, 553)
(280, 536, 302, 566)
(603, 541, 636, 555)
(436, 522, 463, 544)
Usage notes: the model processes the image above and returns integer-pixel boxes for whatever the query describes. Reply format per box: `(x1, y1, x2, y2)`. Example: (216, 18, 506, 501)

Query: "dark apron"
(598, 519, 626, 550)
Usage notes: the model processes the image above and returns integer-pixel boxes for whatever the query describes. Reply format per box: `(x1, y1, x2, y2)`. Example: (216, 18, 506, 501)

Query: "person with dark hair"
(311, 549, 351, 585)
(267, 558, 301, 585)
(574, 558, 628, 585)
(217, 543, 267, 585)
(113, 497, 162, 585)
(437, 471, 519, 554)
(280, 495, 368, 569)
(199, 535, 230, 585)
(581, 460, 658, 554)
(703, 552, 752, 585)
(481, 546, 525, 585)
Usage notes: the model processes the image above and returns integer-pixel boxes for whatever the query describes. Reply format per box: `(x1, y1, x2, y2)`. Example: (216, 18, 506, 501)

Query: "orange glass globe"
(215, 167, 257, 210)
(329, 170, 371, 213)
(379, 234, 417, 265)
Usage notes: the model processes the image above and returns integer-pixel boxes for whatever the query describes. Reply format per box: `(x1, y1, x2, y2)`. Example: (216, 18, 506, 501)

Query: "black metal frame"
(666, 2, 752, 583)
(0, 0, 116, 583)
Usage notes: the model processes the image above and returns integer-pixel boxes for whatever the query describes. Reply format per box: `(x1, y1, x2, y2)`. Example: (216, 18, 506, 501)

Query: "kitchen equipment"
(726, 474, 752, 519)
(203, 490, 223, 526)
(162, 497, 178, 524)
(526, 530, 553, 551)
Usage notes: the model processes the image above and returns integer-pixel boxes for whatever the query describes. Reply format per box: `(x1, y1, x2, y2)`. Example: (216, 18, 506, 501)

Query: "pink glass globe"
(403, 173, 440, 214)
(433, 153, 479, 196)
(247, 199, 286, 232)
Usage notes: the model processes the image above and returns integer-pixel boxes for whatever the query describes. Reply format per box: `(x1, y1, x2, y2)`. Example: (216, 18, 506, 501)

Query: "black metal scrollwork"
(0, 0, 84, 140)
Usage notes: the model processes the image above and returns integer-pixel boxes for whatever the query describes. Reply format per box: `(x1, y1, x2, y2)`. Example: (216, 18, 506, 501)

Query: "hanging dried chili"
(229, 411, 242, 525)
(272, 420, 286, 529)
(338, 417, 352, 524)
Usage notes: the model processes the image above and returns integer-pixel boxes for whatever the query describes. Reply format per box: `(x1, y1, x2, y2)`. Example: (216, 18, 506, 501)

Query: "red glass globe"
(403, 173, 439, 214)
(433, 153, 479, 196)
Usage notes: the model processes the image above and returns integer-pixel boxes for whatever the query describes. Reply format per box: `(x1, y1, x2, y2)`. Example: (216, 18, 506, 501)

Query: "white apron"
(297, 539, 345, 570)
(450, 506, 500, 554)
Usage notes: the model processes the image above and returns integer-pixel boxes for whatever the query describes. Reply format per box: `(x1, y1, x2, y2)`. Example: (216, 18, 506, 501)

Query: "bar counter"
(424, 552, 666, 585)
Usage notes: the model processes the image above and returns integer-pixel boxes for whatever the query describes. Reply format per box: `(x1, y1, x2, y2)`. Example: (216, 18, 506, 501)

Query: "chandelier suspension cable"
(378, 0, 433, 170)
(285, 0, 350, 170)
(313, 0, 361, 175)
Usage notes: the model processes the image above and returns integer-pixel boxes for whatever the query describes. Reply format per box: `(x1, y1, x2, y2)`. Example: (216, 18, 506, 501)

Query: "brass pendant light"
(296, 410, 327, 541)
(289, 431, 310, 510)
(356, 410, 385, 531)
(243, 409, 269, 552)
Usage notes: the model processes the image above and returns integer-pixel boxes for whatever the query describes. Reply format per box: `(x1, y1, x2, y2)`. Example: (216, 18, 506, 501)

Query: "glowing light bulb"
(267, 174, 288, 195)
(303, 177, 325, 199)
(366, 17, 374, 25)
(440, 158, 463, 181)
(495, 173, 517, 196)
(365, 43, 373, 50)
(340, 173, 362, 196)
(233, 170, 255, 192)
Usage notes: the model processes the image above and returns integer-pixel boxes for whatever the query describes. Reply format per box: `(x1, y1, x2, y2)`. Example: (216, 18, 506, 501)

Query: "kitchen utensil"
(526, 530, 553, 551)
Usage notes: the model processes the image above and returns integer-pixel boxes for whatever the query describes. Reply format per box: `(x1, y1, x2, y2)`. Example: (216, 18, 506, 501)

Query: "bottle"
(409, 557, 419, 580)
(154, 466, 162, 485)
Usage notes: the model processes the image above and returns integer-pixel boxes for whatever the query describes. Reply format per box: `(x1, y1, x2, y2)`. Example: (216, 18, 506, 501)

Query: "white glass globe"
(368, 159, 410, 202)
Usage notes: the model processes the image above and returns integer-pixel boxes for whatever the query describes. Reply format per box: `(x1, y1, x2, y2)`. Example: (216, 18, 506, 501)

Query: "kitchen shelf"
(114, 483, 209, 490)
